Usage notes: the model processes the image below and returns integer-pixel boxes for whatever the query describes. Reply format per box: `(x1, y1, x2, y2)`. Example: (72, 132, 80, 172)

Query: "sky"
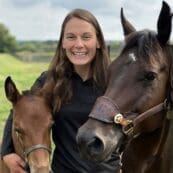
(0, 0, 173, 41)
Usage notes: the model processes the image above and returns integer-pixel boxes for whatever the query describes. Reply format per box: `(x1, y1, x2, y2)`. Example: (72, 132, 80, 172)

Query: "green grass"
(0, 53, 48, 140)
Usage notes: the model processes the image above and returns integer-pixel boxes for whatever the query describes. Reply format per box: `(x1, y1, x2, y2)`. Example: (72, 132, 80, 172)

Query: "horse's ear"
(157, 1, 172, 45)
(5, 76, 20, 104)
(120, 8, 136, 37)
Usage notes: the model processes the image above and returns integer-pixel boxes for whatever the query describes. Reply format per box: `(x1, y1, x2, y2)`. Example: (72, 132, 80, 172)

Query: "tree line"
(0, 23, 58, 54)
(0, 23, 17, 53)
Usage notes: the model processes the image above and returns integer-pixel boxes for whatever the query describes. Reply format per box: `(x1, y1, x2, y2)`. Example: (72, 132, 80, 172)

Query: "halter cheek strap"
(89, 96, 168, 137)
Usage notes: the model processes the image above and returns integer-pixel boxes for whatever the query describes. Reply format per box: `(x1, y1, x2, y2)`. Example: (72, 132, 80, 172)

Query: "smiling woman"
(62, 17, 100, 80)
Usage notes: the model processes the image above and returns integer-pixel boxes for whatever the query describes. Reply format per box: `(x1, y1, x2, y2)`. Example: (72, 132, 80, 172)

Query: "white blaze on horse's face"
(129, 53, 137, 62)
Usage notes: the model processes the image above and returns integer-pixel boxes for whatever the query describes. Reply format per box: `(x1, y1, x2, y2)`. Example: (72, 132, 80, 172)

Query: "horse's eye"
(145, 72, 157, 81)
(49, 120, 55, 128)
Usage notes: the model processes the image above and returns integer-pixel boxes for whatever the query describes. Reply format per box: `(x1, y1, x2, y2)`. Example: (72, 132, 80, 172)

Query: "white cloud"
(0, 0, 173, 41)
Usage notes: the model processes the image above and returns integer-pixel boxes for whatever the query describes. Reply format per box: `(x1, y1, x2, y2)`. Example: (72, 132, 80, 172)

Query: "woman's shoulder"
(31, 71, 48, 89)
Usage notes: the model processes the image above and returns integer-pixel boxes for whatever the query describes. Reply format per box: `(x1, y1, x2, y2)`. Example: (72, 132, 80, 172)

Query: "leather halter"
(23, 144, 51, 158)
(15, 131, 51, 162)
(89, 96, 170, 137)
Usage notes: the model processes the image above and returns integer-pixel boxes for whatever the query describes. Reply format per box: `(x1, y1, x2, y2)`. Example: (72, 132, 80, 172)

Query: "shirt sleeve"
(1, 110, 14, 158)
(1, 71, 47, 158)
(31, 71, 47, 90)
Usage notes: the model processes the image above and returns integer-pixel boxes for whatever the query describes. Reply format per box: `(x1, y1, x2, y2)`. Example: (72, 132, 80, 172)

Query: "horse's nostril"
(87, 137, 104, 155)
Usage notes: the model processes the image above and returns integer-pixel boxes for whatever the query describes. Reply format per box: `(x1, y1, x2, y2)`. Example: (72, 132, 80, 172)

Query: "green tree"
(0, 23, 17, 53)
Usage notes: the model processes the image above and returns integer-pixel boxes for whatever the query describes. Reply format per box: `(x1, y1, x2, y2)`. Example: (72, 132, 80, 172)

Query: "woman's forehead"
(64, 17, 96, 34)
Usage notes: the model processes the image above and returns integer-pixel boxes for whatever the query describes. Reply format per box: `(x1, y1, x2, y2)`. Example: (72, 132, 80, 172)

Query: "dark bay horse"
(77, 1, 173, 173)
(0, 76, 54, 173)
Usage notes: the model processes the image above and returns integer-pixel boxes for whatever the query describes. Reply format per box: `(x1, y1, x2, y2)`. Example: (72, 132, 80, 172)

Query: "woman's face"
(62, 17, 100, 68)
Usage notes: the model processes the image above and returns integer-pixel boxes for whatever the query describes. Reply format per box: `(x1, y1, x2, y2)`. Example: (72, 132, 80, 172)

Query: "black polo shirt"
(51, 73, 120, 173)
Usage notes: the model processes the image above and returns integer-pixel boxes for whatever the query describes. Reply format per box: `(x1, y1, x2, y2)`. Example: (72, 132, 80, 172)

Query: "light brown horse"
(0, 76, 54, 173)
(77, 1, 173, 173)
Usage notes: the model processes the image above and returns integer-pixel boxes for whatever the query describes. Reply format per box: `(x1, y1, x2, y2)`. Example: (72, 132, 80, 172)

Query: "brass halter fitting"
(114, 113, 132, 126)
(114, 113, 134, 136)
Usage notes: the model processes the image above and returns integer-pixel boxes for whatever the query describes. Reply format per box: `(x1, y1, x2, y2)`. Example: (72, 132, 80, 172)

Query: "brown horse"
(0, 76, 53, 173)
(77, 1, 173, 173)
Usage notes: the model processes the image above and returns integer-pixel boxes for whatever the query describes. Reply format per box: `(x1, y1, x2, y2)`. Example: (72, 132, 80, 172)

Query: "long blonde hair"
(47, 8, 110, 112)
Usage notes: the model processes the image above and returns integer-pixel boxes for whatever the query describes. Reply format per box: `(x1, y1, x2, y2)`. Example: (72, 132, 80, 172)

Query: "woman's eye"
(83, 36, 90, 39)
(82, 35, 91, 40)
(49, 120, 55, 128)
(144, 72, 157, 81)
(66, 36, 75, 40)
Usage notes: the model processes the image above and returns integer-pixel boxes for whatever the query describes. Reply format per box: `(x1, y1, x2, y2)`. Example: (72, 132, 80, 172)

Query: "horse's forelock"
(22, 90, 33, 96)
(22, 90, 45, 99)
(122, 30, 162, 63)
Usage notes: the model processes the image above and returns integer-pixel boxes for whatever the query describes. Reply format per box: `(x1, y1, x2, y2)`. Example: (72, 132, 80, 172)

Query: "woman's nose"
(74, 38, 84, 48)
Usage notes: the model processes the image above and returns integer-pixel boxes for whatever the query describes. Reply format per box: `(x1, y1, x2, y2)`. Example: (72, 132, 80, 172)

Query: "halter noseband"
(23, 144, 52, 158)
(89, 96, 169, 137)
(15, 131, 51, 163)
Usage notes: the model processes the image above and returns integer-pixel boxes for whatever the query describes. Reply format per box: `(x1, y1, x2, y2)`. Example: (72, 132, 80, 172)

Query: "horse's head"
(77, 1, 172, 162)
(5, 76, 53, 173)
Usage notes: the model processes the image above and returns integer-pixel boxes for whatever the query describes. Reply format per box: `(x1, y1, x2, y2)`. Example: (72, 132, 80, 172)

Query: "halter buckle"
(122, 121, 134, 136)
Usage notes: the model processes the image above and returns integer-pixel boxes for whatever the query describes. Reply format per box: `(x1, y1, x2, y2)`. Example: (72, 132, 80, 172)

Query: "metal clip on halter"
(114, 113, 134, 136)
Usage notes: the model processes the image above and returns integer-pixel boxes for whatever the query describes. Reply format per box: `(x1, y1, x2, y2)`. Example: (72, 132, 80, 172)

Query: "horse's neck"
(121, 125, 167, 173)
(122, 118, 172, 173)
(129, 127, 162, 154)
(125, 110, 170, 156)
(159, 119, 173, 173)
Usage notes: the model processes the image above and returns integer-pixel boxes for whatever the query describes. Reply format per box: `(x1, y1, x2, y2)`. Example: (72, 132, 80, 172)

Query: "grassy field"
(0, 53, 48, 140)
